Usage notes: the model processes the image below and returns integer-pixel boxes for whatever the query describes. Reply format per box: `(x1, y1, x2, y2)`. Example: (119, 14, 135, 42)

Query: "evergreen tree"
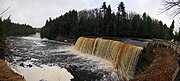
(40, 1, 174, 41)
(101, 2, 107, 18)
(164, 24, 170, 40)
(176, 28, 180, 41)
(116, 2, 127, 36)
(0, 17, 11, 40)
(117, 2, 126, 20)
(169, 20, 175, 39)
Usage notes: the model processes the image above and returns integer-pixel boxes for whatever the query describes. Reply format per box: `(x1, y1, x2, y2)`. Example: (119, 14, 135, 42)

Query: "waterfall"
(74, 37, 143, 80)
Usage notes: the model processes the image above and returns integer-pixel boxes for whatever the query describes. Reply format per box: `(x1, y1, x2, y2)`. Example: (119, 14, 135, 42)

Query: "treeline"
(0, 17, 36, 40)
(8, 23, 36, 36)
(41, 2, 175, 40)
(0, 17, 11, 40)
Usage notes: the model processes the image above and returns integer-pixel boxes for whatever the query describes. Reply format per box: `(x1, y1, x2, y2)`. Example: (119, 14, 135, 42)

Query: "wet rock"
(67, 65, 103, 81)
(27, 64, 32, 67)
(20, 63, 24, 67)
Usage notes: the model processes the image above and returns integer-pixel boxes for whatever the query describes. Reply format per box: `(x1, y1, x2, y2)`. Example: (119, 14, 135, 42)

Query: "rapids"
(6, 33, 120, 81)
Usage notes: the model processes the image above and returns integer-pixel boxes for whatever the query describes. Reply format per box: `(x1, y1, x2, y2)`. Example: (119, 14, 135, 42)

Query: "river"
(5, 33, 120, 81)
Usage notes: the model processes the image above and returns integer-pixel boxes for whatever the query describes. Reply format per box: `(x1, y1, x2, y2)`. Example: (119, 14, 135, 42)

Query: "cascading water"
(6, 34, 121, 81)
(74, 37, 143, 80)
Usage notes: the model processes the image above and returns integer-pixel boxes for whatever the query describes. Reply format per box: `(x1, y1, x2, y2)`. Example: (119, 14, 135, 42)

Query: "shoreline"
(0, 59, 25, 81)
(0, 41, 24, 81)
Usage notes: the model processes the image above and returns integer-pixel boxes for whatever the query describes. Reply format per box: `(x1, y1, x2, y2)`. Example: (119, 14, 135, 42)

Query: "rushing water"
(6, 33, 119, 81)
(74, 37, 143, 80)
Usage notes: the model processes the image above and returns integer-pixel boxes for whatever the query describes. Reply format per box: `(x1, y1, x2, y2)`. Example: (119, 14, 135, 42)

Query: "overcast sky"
(0, 0, 178, 30)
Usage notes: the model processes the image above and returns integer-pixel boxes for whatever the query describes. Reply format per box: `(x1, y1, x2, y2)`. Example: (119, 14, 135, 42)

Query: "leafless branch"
(162, 0, 180, 18)
(0, 0, 14, 17)
(0, 6, 11, 16)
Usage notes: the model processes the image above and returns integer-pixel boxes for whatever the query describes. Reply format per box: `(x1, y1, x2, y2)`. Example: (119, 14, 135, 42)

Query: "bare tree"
(162, 0, 180, 18)
(0, 6, 11, 16)
(0, 0, 14, 17)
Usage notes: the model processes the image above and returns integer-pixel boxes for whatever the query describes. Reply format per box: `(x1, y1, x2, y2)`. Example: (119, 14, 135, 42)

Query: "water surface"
(6, 33, 119, 81)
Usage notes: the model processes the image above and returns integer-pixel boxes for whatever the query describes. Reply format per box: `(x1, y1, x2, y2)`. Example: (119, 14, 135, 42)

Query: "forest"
(0, 17, 36, 40)
(41, 2, 178, 41)
(8, 23, 36, 36)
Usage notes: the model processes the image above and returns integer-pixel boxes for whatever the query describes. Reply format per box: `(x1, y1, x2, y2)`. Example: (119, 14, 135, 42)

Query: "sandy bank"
(0, 59, 24, 81)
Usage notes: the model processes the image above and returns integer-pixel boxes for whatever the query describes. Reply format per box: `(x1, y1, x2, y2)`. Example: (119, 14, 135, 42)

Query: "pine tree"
(170, 20, 175, 39)
(101, 2, 107, 17)
(117, 2, 126, 20)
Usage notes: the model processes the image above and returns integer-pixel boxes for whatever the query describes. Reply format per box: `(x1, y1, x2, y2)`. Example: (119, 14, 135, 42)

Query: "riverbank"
(0, 59, 24, 81)
(131, 47, 179, 81)
(0, 41, 24, 81)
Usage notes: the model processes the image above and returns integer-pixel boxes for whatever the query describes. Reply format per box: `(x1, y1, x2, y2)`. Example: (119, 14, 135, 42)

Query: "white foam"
(35, 42, 46, 46)
(70, 47, 114, 71)
(13, 65, 74, 81)
(21, 37, 47, 41)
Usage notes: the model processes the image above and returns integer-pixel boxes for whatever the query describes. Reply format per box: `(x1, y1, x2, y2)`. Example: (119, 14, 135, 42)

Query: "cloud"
(0, 0, 174, 29)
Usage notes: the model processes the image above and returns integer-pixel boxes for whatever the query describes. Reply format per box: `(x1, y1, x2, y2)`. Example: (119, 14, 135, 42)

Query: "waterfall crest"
(74, 37, 143, 80)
